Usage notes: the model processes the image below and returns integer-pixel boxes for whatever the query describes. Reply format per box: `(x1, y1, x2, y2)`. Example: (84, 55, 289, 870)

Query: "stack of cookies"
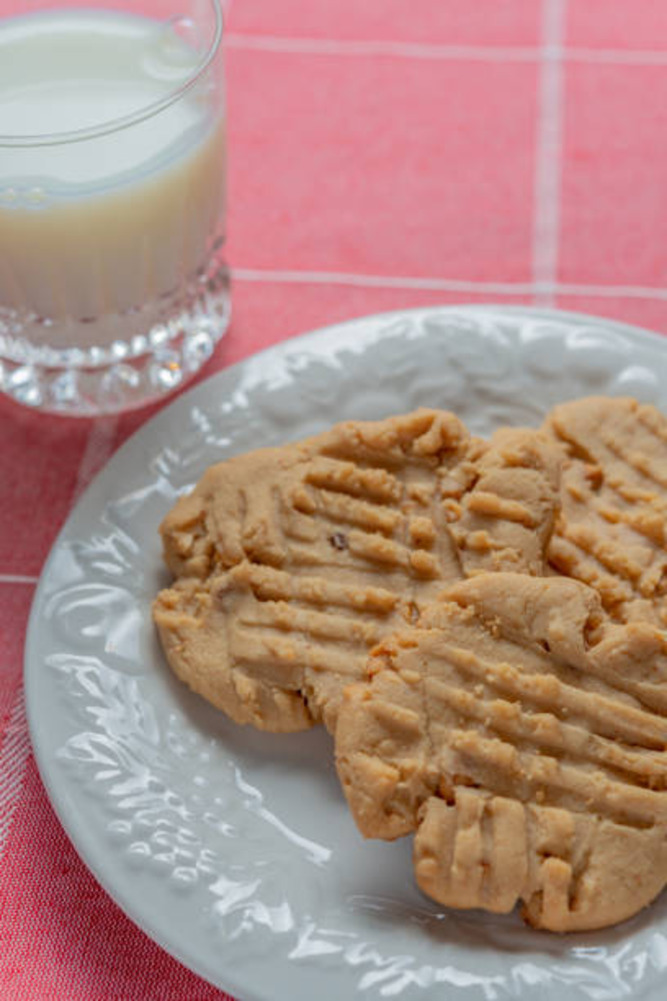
(153, 397, 667, 932)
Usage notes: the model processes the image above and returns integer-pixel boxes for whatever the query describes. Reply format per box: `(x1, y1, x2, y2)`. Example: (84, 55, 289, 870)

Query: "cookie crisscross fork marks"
(335, 573, 667, 931)
(545, 396, 667, 623)
(285, 408, 481, 584)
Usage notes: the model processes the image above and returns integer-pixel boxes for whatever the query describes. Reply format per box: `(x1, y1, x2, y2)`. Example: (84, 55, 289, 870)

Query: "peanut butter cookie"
(154, 411, 560, 732)
(335, 572, 667, 931)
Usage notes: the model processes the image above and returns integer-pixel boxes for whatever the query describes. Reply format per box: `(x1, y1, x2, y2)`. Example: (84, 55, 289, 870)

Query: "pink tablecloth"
(2, 1, 667, 997)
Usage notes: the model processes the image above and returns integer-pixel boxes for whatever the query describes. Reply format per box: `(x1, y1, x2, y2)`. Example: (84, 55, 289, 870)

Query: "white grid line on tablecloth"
(0, 689, 31, 859)
(0, 575, 38, 586)
(532, 0, 567, 308)
(0, 415, 120, 851)
(226, 33, 667, 66)
(566, 47, 667, 66)
(225, 34, 538, 61)
(232, 268, 536, 294)
(72, 416, 119, 504)
(231, 268, 667, 303)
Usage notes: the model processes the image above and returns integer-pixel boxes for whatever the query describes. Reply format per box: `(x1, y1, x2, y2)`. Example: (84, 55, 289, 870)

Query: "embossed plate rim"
(24, 305, 667, 1001)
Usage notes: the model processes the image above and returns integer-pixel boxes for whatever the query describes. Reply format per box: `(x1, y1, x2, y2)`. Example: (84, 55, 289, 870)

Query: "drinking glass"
(0, 0, 228, 415)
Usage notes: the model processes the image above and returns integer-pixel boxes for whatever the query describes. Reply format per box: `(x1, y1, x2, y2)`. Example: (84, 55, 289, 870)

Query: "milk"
(0, 10, 226, 346)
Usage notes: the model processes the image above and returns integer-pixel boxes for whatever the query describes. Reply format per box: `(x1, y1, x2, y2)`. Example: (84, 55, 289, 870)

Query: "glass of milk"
(0, 0, 228, 415)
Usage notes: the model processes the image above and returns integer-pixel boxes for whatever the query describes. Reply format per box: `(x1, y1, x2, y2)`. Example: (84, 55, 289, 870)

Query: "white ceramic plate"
(25, 307, 667, 1001)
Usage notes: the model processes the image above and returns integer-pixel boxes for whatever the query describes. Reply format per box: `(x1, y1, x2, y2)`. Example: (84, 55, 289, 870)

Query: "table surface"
(3, 1, 667, 998)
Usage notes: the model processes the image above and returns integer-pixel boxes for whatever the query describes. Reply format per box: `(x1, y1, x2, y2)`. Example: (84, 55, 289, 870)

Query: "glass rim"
(0, 0, 224, 149)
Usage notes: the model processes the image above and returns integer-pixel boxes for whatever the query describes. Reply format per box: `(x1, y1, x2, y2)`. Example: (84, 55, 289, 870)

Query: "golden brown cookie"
(335, 573, 667, 931)
(154, 411, 560, 733)
(544, 396, 667, 626)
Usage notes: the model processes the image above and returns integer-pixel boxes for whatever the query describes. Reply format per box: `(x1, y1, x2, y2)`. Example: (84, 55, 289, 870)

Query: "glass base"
(0, 261, 230, 416)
